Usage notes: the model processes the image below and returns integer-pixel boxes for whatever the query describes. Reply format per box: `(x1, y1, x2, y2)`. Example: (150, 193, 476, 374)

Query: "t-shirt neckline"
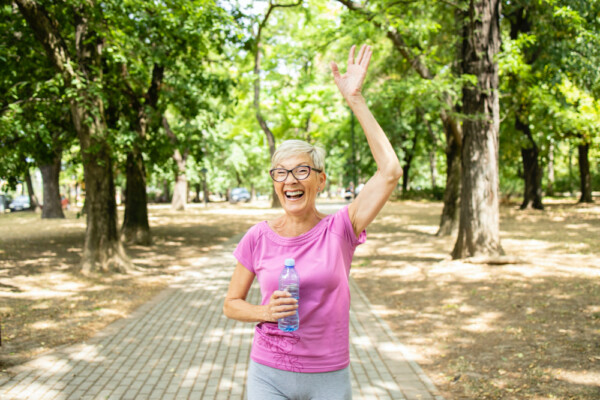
(260, 211, 338, 246)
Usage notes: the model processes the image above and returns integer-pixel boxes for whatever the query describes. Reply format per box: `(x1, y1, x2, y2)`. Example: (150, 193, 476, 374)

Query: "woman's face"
(272, 153, 325, 217)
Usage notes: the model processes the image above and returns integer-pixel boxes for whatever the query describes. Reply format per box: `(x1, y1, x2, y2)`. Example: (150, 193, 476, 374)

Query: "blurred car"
(230, 188, 251, 204)
(0, 194, 12, 213)
(8, 195, 31, 212)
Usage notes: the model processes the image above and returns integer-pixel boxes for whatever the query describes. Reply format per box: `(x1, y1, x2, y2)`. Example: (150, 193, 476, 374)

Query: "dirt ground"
(352, 198, 600, 400)
(1, 198, 599, 399)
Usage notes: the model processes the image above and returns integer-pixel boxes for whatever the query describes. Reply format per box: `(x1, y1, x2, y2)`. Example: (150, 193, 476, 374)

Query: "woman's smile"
(284, 190, 305, 200)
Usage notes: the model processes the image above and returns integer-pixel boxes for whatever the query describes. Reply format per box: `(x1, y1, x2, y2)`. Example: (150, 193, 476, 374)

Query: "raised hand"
(330, 44, 373, 103)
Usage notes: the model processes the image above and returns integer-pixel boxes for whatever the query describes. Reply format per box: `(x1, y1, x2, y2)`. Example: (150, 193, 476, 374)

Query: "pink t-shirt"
(233, 206, 366, 373)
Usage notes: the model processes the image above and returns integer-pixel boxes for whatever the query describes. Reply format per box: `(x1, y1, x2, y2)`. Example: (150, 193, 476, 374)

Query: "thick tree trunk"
(15, 0, 132, 273)
(120, 64, 162, 245)
(437, 133, 461, 236)
(73, 97, 131, 273)
(121, 148, 151, 244)
(452, 0, 503, 259)
(578, 142, 593, 203)
(40, 151, 65, 219)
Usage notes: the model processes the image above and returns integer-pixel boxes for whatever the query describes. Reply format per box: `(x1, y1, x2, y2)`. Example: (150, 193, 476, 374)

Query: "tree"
(0, 5, 76, 218)
(451, 0, 503, 259)
(14, 0, 131, 273)
(335, 0, 464, 235)
(246, 1, 303, 208)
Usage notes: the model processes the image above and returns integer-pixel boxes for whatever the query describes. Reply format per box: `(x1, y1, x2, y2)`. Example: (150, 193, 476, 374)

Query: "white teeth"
(285, 190, 304, 197)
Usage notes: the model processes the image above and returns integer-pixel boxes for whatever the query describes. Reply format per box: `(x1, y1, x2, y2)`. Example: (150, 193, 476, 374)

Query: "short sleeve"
(334, 205, 366, 247)
(233, 225, 258, 274)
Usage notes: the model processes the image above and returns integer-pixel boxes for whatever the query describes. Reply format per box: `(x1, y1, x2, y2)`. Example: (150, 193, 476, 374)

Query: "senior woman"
(223, 44, 402, 400)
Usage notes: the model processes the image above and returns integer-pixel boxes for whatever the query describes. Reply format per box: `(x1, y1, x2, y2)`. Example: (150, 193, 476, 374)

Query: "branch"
(334, 0, 433, 79)
(270, 0, 303, 9)
(14, 0, 76, 79)
(145, 63, 164, 109)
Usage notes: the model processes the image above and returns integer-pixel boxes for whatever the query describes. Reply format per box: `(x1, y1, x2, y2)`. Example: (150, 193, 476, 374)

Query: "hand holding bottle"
(263, 290, 298, 323)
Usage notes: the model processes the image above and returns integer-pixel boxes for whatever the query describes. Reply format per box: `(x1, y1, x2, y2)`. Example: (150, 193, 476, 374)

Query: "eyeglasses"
(269, 165, 322, 182)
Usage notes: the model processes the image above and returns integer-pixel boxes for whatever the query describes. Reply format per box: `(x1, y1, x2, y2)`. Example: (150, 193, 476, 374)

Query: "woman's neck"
(270, 210, 325, 237)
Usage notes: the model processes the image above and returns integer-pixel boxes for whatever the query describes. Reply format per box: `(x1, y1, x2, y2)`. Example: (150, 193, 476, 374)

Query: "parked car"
(0, 194, 12, 213)
(229, 188, 251, 204)
(8, 195, 31, 212)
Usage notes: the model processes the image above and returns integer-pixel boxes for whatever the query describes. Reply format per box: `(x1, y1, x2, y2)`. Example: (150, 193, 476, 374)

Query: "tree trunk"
(578, 142, 593, 203)
(161, 180, 171, 203)
(120, 64, 162, 245)
(162, 116, 188, 211)
(203, 179, 210, 204)
(437, 133, 461, 236)
(419, 109, 439, 190)
(194, 183, 201, 202)
(15, 0, 132, 273)
(400, 122, 420, 194)
(121, 148, 151, 244)
(40, 151, 65, 219)
(520, 146, 544, 209)
(547, 141, 555, 196)
(171, 149, 188, 211)
(452, 0, 503, 259)
(252, 4, 296, 209)
(516, 114, 543, 209)
(401, 164, 411, 192)
(24, 167, 40, 211)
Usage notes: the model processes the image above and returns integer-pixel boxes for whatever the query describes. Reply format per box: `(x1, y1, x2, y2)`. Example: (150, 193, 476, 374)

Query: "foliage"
(1, 0, 597, 201)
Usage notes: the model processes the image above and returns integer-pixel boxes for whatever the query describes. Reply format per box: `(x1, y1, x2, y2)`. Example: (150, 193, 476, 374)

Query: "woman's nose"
(284, 171, 299, 184)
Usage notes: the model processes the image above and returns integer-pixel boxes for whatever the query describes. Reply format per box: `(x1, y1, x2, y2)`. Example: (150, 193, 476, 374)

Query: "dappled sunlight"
(549, 368, 600, 386)
(352, 200, 600, 399)
(462, 312, 503, 333)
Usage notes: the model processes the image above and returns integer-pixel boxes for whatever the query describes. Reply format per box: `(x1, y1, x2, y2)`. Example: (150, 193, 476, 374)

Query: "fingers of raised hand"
(348, 44, 356, 65)
(348, 44, 371, 69)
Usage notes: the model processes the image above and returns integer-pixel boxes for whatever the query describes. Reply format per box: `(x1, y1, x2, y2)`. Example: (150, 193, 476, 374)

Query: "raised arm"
(330, 44, 403, 237)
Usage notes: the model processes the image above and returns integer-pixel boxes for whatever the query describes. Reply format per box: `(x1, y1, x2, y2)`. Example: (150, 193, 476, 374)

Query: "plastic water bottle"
(278, 258, 299, 332)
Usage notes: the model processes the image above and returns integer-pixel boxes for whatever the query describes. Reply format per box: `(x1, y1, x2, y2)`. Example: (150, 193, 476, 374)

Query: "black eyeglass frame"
(269, 165, 322, 182)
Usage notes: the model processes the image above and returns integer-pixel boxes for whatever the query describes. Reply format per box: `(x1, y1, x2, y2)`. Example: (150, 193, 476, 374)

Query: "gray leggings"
(246, 360, 352, 400)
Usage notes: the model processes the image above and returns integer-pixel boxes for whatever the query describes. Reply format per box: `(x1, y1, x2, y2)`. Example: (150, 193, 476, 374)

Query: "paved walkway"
(0, 238, 444, 400)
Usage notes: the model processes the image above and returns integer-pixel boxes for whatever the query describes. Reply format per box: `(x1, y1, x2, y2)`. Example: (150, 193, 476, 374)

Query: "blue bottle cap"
(284, 258, 295, 267)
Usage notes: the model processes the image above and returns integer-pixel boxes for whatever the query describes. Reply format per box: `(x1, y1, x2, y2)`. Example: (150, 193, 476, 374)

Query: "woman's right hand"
(263, 290, 298, 323)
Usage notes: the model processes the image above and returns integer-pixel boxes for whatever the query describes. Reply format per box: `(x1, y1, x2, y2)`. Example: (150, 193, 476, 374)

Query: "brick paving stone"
(0, 229, 444, 400)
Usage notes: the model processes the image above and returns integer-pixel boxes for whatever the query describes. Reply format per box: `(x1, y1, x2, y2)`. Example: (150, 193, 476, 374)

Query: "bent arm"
(347, 97, 402, 237)
(223, 262, 297, 323)
(223, 262, 267, 322)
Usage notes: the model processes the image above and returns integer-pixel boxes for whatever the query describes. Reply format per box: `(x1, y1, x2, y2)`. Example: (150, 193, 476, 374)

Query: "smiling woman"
(223, 44, 403, 400)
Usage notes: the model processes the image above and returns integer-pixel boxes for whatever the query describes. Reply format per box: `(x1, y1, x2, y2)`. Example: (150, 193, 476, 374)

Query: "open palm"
(330, 44, 373, 101)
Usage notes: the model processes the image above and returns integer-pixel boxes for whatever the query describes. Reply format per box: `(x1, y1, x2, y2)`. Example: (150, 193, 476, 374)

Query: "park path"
(0, 226, 444, 400)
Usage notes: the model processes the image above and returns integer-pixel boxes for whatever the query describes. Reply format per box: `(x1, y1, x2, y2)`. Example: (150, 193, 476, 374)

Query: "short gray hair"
(272, 140, 326, 171)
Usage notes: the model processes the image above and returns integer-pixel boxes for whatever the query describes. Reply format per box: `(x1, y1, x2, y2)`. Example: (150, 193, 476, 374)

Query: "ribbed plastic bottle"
(278, 258, 299, 332)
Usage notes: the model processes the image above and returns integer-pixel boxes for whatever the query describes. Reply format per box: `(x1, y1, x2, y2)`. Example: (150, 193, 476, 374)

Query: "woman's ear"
(319, 171, 327, 191)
